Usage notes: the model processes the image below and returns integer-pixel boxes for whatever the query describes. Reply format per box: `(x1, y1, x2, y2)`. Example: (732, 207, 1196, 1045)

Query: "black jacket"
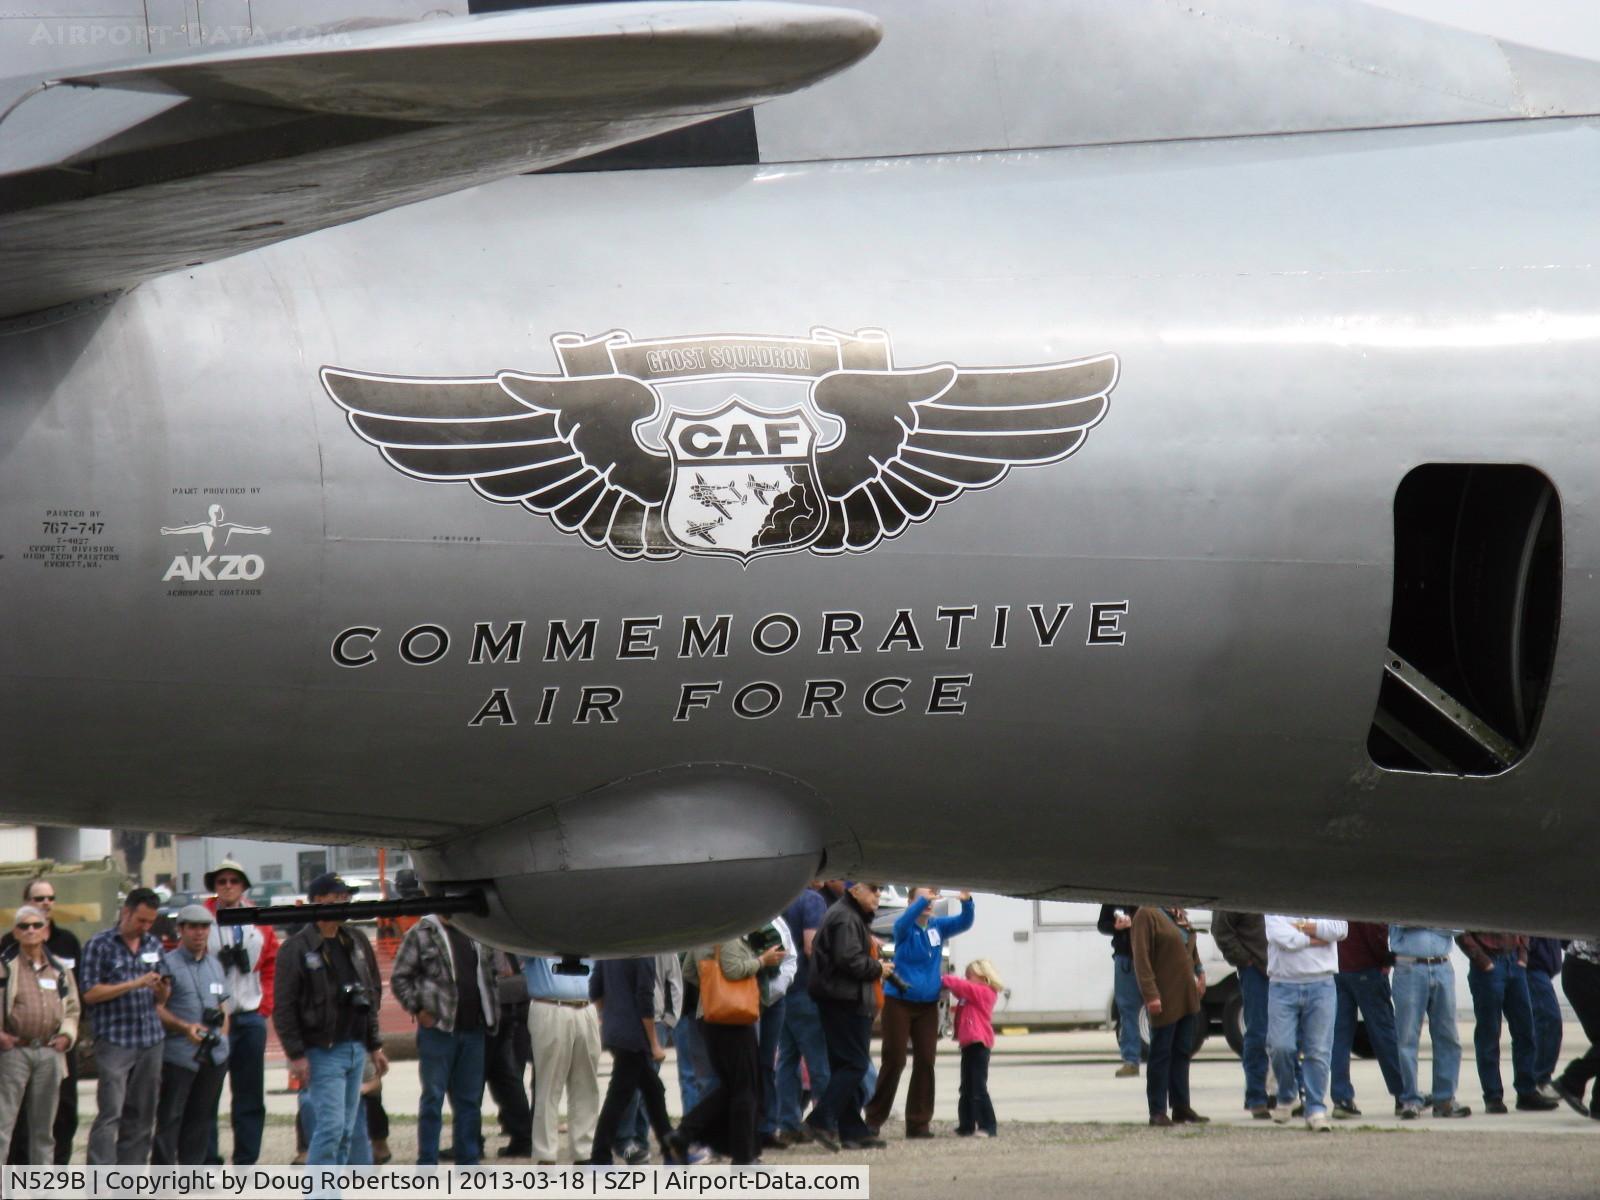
(808, 893, 882, 1015)
(272, 923, 383, 1058)
(1097, 905, 1137, 958)
(1210, 911, 1269, 973)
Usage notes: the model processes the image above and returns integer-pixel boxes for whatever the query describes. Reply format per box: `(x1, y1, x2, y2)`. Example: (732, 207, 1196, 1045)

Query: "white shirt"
(1265, 915, 1348, 982)
(768, 916, 798, 1001)
(206, 909, 271, 1014)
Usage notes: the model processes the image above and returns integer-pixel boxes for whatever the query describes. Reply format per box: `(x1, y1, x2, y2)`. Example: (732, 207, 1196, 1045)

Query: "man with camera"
(806, 881, 902, 1152)
(80, 886, 171, 1165)
(152, 906, 231, 1164)
(202, 859, 278, 1165)
(273, 873, 388, 1165)
(390, 911, 498, 1166)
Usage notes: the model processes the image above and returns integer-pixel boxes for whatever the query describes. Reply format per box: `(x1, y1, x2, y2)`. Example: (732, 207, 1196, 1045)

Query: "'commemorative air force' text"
(327, 602, 1128, 728)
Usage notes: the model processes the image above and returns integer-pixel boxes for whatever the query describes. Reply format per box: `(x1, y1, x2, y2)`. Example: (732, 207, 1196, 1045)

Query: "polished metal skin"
(0, 2, 882, 316)
(3, 0, 1598, 951)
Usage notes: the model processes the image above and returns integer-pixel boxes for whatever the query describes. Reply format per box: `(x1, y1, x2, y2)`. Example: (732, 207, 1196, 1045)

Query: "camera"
(341, 981, 371, 1011)
(745, 927, 783, 956)
(193, 1006, 225, 1065)
(216, 944, 250, 973)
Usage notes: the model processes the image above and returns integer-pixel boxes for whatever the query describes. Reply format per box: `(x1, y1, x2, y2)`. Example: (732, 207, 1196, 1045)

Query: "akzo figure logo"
(322, 328, 1117, 563)
(160, 504, 270, 581)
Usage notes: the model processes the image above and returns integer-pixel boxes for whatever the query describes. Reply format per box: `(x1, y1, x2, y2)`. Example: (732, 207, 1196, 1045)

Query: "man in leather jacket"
(805, 881, 892, 1152)
(272, 875, 388, 1165)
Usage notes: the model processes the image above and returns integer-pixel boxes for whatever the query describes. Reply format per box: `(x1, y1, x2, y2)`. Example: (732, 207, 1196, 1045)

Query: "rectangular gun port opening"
(1368, 464, 1561, 776)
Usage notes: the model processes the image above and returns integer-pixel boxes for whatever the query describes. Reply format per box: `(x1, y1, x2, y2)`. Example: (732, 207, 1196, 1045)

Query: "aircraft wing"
(0, 2, 880, 323)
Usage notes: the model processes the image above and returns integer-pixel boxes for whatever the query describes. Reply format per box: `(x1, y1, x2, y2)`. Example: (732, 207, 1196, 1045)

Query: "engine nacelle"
(411, 764, 840, 956)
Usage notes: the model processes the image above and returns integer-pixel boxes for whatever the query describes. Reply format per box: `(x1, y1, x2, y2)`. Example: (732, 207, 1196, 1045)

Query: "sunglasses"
(213, 878, 246, 887)
(15, 922, 45, 930)
(30, 895, 55, 902)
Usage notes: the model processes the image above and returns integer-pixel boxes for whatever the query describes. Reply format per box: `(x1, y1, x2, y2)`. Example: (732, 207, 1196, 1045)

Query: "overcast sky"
(1369, 0, 1600, 58)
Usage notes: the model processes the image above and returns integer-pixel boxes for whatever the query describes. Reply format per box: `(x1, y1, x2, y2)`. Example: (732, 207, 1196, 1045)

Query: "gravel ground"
(239, 1116, 1599, 1200)
(57, 1027, 1600, 1199)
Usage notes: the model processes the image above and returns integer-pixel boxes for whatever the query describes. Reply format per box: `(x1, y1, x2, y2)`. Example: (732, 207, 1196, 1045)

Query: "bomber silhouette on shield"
(662, 398, 824, 561)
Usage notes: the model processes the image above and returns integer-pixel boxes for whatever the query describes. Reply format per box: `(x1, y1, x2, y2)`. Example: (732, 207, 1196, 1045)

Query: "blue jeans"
(777, 990, 829, 1132)
(1332, 969, 1405, 1105)
(1467, 955, 1539, 1102)
(1527, 968, 1563, 1086)
(1268, 978, 1336, 1117)
(675, 1014, 717, 1115)
(1238, 964, 1269, 1109)
(299, 1089, 372, 1164)
(205, 1010, 267, 1165)
(1392, 960, 1462, 1107)
(756, 997, 786, 1135)
(957, 1044, 996, 1135)
(305, 1042, 366, 1165)
(1112, 955, 1144, 1066)
(417, 1025, 487, 1165)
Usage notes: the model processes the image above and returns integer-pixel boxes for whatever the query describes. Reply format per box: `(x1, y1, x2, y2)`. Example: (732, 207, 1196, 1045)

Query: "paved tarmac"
(63, 1027, 1598, 1198)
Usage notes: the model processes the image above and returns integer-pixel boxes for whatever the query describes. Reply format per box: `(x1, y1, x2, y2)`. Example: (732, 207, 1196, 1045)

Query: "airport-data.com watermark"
(5, 1165, 870, 1199)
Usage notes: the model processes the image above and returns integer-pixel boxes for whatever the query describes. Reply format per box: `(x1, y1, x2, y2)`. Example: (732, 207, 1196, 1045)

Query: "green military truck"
(0, 857, 123, 941)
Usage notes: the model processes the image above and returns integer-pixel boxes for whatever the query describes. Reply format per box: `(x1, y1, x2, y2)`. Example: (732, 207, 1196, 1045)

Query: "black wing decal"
(810, 354, 1117, 553)
(321, 368, 677, 560)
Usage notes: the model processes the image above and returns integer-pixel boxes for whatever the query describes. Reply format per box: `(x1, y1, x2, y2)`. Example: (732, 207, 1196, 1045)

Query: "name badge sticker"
(39, 977, 58, 991)
(927, 929, 942, 948)
(210, 982, 225, 994)
(141, 952, 160, 964)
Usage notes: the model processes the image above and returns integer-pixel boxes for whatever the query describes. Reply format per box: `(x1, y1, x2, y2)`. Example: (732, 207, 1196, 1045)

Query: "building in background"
(0, 824, 111, 864)
(173, 836, 411, 895)
(111, 830, 177, 889)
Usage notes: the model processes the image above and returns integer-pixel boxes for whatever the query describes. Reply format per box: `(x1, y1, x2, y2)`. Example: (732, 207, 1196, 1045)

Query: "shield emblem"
(662, 397, 825, 561)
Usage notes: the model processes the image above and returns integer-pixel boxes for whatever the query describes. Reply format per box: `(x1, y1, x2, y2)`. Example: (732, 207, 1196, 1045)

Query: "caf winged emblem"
(322, 328, 1116, 563)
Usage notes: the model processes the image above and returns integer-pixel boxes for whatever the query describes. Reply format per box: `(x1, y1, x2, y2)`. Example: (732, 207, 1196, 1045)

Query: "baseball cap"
(306, 872, 354, 898)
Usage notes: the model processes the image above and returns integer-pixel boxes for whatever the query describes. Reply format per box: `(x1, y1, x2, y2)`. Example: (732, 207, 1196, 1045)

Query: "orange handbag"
(698, 947, 760, 1026)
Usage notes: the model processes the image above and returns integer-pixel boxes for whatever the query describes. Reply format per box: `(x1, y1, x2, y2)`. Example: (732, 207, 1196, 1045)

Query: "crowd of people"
(4, 863, 1596, 1166)
(0, 869, 1008, 1166)
(1103, 904, 1600, 1133)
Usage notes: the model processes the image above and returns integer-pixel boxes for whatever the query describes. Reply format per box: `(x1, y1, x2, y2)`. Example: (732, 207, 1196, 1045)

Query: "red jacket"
(204, 896, 279, 1018)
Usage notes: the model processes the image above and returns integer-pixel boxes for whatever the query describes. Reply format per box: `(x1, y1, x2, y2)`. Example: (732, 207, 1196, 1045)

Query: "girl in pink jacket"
(943, 960, 1004, 1136)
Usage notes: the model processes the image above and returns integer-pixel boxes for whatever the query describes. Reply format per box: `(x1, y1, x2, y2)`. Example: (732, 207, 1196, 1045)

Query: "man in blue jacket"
(864, 889, 974, 1137)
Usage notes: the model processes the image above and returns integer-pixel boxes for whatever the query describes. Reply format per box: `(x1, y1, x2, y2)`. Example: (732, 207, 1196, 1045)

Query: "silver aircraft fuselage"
(4, 108, 1599, 944)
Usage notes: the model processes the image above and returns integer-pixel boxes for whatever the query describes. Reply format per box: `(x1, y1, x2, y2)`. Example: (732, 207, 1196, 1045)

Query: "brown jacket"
(1130, 907, 1202, 1028)
(0, 945, 81, 1049)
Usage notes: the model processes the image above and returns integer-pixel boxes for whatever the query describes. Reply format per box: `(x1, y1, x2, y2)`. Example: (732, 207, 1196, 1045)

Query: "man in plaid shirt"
(80, 888, 170, 1164)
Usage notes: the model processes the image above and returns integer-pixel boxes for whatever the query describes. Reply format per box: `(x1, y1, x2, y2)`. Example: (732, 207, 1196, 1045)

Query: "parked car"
(246, 880, 298, 907)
